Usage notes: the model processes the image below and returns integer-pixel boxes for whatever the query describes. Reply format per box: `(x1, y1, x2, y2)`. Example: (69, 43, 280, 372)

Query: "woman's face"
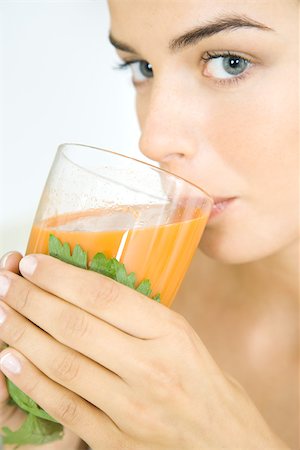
(108, 0, 299, 264)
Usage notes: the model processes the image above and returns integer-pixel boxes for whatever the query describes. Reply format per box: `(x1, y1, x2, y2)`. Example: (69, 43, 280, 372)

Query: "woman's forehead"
(108, 0, 295, 58)
(108, 0, 294, 46)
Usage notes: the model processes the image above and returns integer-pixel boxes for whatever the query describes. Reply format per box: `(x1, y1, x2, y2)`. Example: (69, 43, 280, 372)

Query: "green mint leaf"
(2, 413, 63, 447)
(89, 252, 117, 279)
(71, 244, 88, 269)
(61, 242, 72, 263)
(49, 234, 71, 264)
(136, 279, 152, 297)
(113, 259, 136, 288)
(152, 293, 161, 303)
(124, 271, 136, 289)
(49, 235, 161, 301)
(90, 254, 136, 288)
(49, 234, 87, 268)
(7, 379, 57, 423)
(48, 234, 62, 257)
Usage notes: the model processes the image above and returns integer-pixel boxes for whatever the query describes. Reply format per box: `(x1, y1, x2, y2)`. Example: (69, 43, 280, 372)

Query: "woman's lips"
(208, 197, 237, 221)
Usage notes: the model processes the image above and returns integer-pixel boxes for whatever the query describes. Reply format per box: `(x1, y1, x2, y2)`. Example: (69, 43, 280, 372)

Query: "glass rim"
(58, 142, 214, 203)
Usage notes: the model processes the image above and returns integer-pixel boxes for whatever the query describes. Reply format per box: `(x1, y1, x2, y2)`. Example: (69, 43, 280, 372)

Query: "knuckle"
(60, 308, 89, 340)
(56, 395, 80, 426)
(22, 374, 41, 397)
(170, 312, 190, 333)
(89, 278, 120, 310)
(9, 323, 27, 345)
(51, 351, 80, 383)
(127, 401, 149, 436)
(142, 357, 183, 400)
(102, 435, 134, 450)
(126, 397, 169, 442)
(15, 284, 32, 312)
(124, 395, 153, 439)
(169, 313, 194, 345)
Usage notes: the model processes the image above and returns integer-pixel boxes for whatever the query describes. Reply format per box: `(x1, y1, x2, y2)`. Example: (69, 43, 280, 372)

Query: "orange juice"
(26, 205, 208, 307)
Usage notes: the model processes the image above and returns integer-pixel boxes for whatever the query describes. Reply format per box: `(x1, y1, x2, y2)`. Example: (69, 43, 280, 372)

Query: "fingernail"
(0, 303, 7, 324)
(0, 352, 22, 374)
(0, 276, 10, 299)
(0, 252, 15, 269)
(19, 256, 37, 277)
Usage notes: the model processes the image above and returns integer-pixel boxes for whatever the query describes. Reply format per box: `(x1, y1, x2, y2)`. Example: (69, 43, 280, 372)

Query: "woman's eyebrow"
(109, 34, 136, 54)
(170, 14, 274, 51)
(109, 14, 274, 55)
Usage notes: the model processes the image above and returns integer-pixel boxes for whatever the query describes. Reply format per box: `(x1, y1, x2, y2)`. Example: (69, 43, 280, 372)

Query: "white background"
(0, 0, 146, 255)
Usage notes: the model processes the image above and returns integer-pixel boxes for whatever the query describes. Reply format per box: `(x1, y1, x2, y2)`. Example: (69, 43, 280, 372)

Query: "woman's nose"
(138, 80, 199, 164)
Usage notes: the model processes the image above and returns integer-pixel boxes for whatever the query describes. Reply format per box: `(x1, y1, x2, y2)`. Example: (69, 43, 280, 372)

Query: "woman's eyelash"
(201, 51, 253, 87)
(114, 60, 139, 70)
(201, 50, 251, 64)
(114, 51, 253, 87)
(114, 52, 252, 69)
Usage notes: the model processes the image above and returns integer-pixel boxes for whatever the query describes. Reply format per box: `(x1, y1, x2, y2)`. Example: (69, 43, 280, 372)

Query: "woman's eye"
(203, 54, 251, 80)
(131, 61, 153, 83)
(117, 60, 153, 84)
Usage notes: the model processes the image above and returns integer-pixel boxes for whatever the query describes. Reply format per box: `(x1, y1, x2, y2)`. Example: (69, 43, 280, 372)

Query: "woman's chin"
(199, 220, 299, 265)
(198, 228, 254, 265)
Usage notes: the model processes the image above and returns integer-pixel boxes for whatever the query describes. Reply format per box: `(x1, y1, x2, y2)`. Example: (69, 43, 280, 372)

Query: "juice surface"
(27, 206, 208, 307)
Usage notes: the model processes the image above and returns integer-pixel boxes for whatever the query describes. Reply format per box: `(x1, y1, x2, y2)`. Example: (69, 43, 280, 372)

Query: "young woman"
(0, 0, 298, 449)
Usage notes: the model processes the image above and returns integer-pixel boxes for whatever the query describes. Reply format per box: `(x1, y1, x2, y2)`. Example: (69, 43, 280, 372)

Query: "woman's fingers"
(0, 271, 147, 379)
(0, 302, 133, 423)
(0, 251, 27, 435)
(0, 251, 23, 370)
(0, 251, 23, 273)
(19, 254, 173, 338)
(0, 348, 125, 450)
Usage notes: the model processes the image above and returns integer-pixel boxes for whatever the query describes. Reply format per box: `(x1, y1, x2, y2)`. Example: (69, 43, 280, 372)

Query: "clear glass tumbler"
(26, 143, 213, 307)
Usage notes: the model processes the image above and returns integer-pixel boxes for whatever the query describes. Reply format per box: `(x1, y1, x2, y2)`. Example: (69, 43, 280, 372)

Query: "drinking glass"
(26, 143, 213, 307)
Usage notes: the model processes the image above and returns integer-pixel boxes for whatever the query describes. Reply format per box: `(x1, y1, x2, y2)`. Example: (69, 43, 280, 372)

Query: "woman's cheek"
(207, 70, 297, 194)
(198, 68, 298, 263)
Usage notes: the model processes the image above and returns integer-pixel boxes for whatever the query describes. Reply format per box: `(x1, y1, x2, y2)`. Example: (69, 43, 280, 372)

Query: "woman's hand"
(0, 254, 289, 449)
(0, 252, 88, 450)
(0, 252, 29, 439)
